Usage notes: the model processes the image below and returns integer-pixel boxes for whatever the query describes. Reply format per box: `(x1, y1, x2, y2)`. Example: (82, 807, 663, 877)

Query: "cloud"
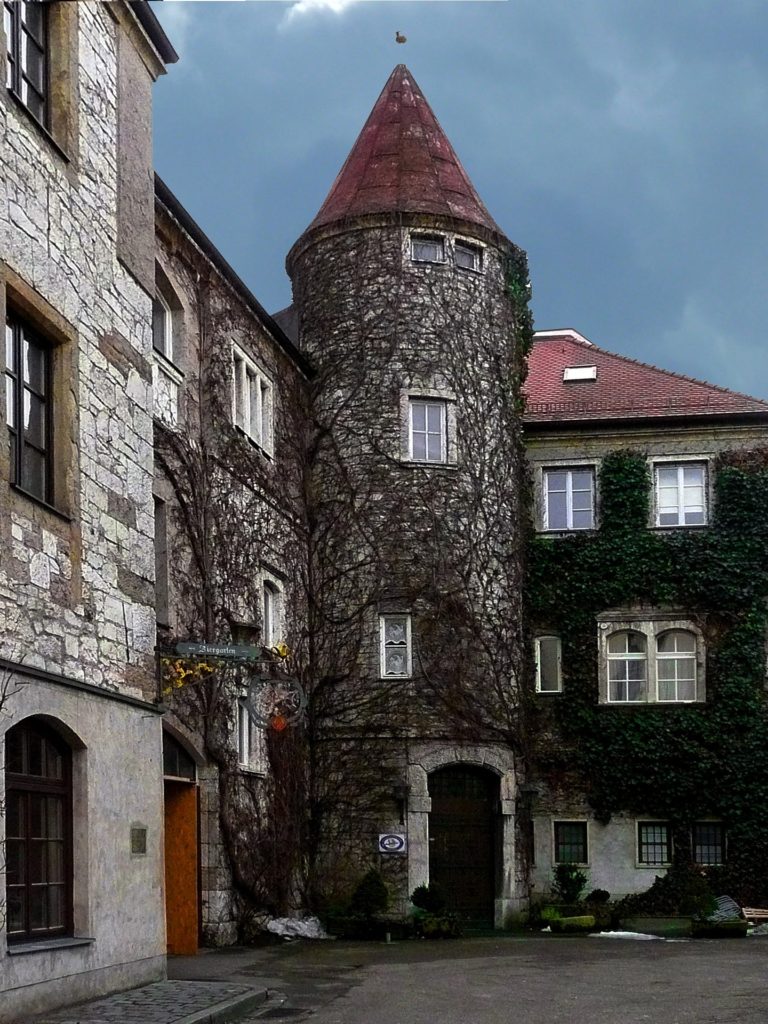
(281, 0, 363, 27)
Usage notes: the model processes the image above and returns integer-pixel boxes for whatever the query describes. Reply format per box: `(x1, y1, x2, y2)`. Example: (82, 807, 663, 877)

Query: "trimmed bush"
(350, 870, 389, 920)
(550, 915, 596, 933)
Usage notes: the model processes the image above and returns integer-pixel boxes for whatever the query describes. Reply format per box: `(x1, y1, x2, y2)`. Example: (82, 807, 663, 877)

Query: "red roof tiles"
(525, 330, 768, 423)
(305, 65, 504, 240)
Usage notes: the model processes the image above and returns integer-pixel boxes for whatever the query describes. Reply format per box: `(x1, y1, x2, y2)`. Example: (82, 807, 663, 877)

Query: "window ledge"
(538, 528, 597, 536)
(234, 425, 273, 460)
(11, 484, 71, 523)
(8, 936, 94, 956)
(402, 459, 457, 471)
(238, 766, 267, 778)
(6, 89, 71, 164)
(153, 351, 184, 382)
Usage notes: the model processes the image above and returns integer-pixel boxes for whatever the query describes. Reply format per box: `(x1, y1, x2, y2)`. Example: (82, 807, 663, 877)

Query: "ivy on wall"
(526, 447, 768, 902)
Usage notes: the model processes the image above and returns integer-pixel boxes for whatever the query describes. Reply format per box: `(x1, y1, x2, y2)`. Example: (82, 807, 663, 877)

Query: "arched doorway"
(163, 731, 200, 955)
(428, 765, 499, 925)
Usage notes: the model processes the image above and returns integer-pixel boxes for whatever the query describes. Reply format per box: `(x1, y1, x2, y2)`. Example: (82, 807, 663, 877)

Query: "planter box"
(691, 919, 748, 939)
(550, 915, 596, 934)
(620, 917, 692, 938)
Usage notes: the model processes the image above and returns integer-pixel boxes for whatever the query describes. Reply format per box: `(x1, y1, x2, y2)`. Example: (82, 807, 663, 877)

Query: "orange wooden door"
(164, 781, 199, 955)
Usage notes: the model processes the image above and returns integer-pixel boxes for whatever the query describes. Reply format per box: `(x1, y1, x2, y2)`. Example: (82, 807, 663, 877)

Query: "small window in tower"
(411, 235, 445, 264)
(455, 242, 482, 272)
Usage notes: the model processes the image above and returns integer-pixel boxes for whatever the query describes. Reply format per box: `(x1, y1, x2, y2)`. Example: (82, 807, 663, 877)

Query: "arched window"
(607, 631, 646, 702)
(262, 580, 280, 648)
(4, 719, 72, 943)
(656, 630, 697, 702)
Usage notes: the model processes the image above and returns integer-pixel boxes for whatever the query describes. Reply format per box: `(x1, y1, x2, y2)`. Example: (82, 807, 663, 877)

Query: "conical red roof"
(304, 65, 505, 241)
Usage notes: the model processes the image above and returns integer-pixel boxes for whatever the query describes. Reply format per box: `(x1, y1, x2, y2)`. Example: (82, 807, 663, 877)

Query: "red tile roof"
(304, 65, 504, 241)
(525, 330, 768, 423)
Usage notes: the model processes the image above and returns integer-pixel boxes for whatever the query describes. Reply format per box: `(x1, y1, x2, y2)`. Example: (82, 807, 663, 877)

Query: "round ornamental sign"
(378, 833, 407, 854)
(244, 677, 307, 731)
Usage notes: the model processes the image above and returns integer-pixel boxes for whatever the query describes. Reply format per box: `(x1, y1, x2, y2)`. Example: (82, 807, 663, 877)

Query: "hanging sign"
(175, 641, 262, 662)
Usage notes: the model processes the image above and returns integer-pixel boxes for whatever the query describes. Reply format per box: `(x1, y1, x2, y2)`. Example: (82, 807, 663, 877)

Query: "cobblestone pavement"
(30, 979, 267, 1024)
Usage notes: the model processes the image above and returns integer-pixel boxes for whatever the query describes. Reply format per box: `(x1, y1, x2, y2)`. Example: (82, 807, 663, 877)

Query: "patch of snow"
(540, 926, 551, 933)
(266, 916, 329, 939)
(589, 930, 662, 940)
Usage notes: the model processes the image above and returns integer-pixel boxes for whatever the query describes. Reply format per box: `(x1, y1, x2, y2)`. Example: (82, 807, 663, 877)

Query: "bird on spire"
(395, 31, 407, 44)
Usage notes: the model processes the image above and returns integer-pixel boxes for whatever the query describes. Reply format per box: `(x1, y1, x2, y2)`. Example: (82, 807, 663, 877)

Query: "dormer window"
(411, 235, 444, 264)
(563, 366, 597, 382)
(455, 242, 482, 272)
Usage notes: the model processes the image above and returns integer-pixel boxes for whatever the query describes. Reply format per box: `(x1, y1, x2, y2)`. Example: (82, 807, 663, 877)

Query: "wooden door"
(428, 765, 498, 924)
(163, 780, 199, 955)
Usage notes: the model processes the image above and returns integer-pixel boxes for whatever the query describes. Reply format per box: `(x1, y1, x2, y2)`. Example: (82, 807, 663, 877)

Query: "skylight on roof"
(563, 365, 597, 382)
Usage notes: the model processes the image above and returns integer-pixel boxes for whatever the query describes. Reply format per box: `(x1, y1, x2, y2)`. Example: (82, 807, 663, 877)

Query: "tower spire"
(302, 65, 505, 243)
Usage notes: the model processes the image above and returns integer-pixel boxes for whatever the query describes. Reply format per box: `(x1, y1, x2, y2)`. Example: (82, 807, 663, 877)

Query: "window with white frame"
(553, 821, 588, 865)
(380, 614, 411, 678)
(599, 618, 704, 704)
(543, 467, 595, 531)
(638, 821, 671, 866)
(535, 636, 562, 693)
(455, 241, 482, 272)
(262, 579, 281, 648)
(411, 235, 445, 263)
(236, 693, 265, 772)
(409, 399, 446, 463)
(654, 461, 707, 527)
(232, 345, 273, 454)
(607, 631, 647, 702)
(152, 292, 173, 362)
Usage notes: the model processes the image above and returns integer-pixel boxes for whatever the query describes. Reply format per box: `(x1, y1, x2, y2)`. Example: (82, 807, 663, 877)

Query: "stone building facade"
(0, 3, 176, 1020)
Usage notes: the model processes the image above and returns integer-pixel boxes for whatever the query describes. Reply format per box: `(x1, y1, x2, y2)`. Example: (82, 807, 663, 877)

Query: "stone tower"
(287, 66, 532, 925)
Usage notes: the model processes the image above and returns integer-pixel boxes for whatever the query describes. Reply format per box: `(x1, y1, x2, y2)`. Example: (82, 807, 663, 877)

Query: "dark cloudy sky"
(150, 0, 768, 399)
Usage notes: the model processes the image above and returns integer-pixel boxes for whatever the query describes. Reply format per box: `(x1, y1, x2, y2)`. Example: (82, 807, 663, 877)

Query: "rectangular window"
(455, 242, 482, 272)
(262, 580, 281, 648)
(693, 823, 725, 866)
(638, 821, 671, 866)
(237, 697, 251, 767)
(409, 399, 446, 463)
(232, 345, 273, 455)
(654, 462, 707, 526)
(411, 235, 444, 263)
(380, 614, 411, 678)
(543, 467, 595, 530)
(553, 821, 588, 865)
(4, 0, 48, 126)
(535, 636, 562, 693)
(5, 310, 52, 503)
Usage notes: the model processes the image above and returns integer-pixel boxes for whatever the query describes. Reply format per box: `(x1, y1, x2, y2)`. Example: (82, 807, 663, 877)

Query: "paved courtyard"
(28, 935, 768, 1024)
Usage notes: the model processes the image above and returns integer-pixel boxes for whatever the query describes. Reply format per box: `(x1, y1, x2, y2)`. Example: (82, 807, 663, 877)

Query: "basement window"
(411, 235, 445, 264)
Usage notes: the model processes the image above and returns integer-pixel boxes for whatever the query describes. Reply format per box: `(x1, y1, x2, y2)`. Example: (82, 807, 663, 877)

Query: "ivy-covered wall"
(527, 446, 768, 903)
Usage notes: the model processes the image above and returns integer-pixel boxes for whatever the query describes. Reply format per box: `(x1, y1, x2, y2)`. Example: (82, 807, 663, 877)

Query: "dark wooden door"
(428, 765, 498, 924)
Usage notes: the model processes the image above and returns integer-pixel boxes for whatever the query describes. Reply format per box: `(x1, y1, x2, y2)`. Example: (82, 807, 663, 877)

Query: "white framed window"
(232, 344, 273, 455)
(654, 461, 707, 527)
(607, 630, 647, 703)
(236, 693, 266, 773)
(656, 630, 697, 702)
(262, 579, 281, 648)
(535, 636, 562, 693)
(599, 616, 705, 705)
(380, 614, 411, 678)
(553, 820, 588, 865)
(409, 399, 446, 463)
(543, 467, 595, 531)
(638, 821, 671, 866)
(152, 292, 173, 362)
(455, 241, 482, 272)
(411, 235, 445, 264)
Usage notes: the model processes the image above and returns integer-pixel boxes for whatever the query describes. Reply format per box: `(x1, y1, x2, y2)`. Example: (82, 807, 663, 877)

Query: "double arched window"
(4, 718, 72, 943)
(601, 620, 703, 704)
